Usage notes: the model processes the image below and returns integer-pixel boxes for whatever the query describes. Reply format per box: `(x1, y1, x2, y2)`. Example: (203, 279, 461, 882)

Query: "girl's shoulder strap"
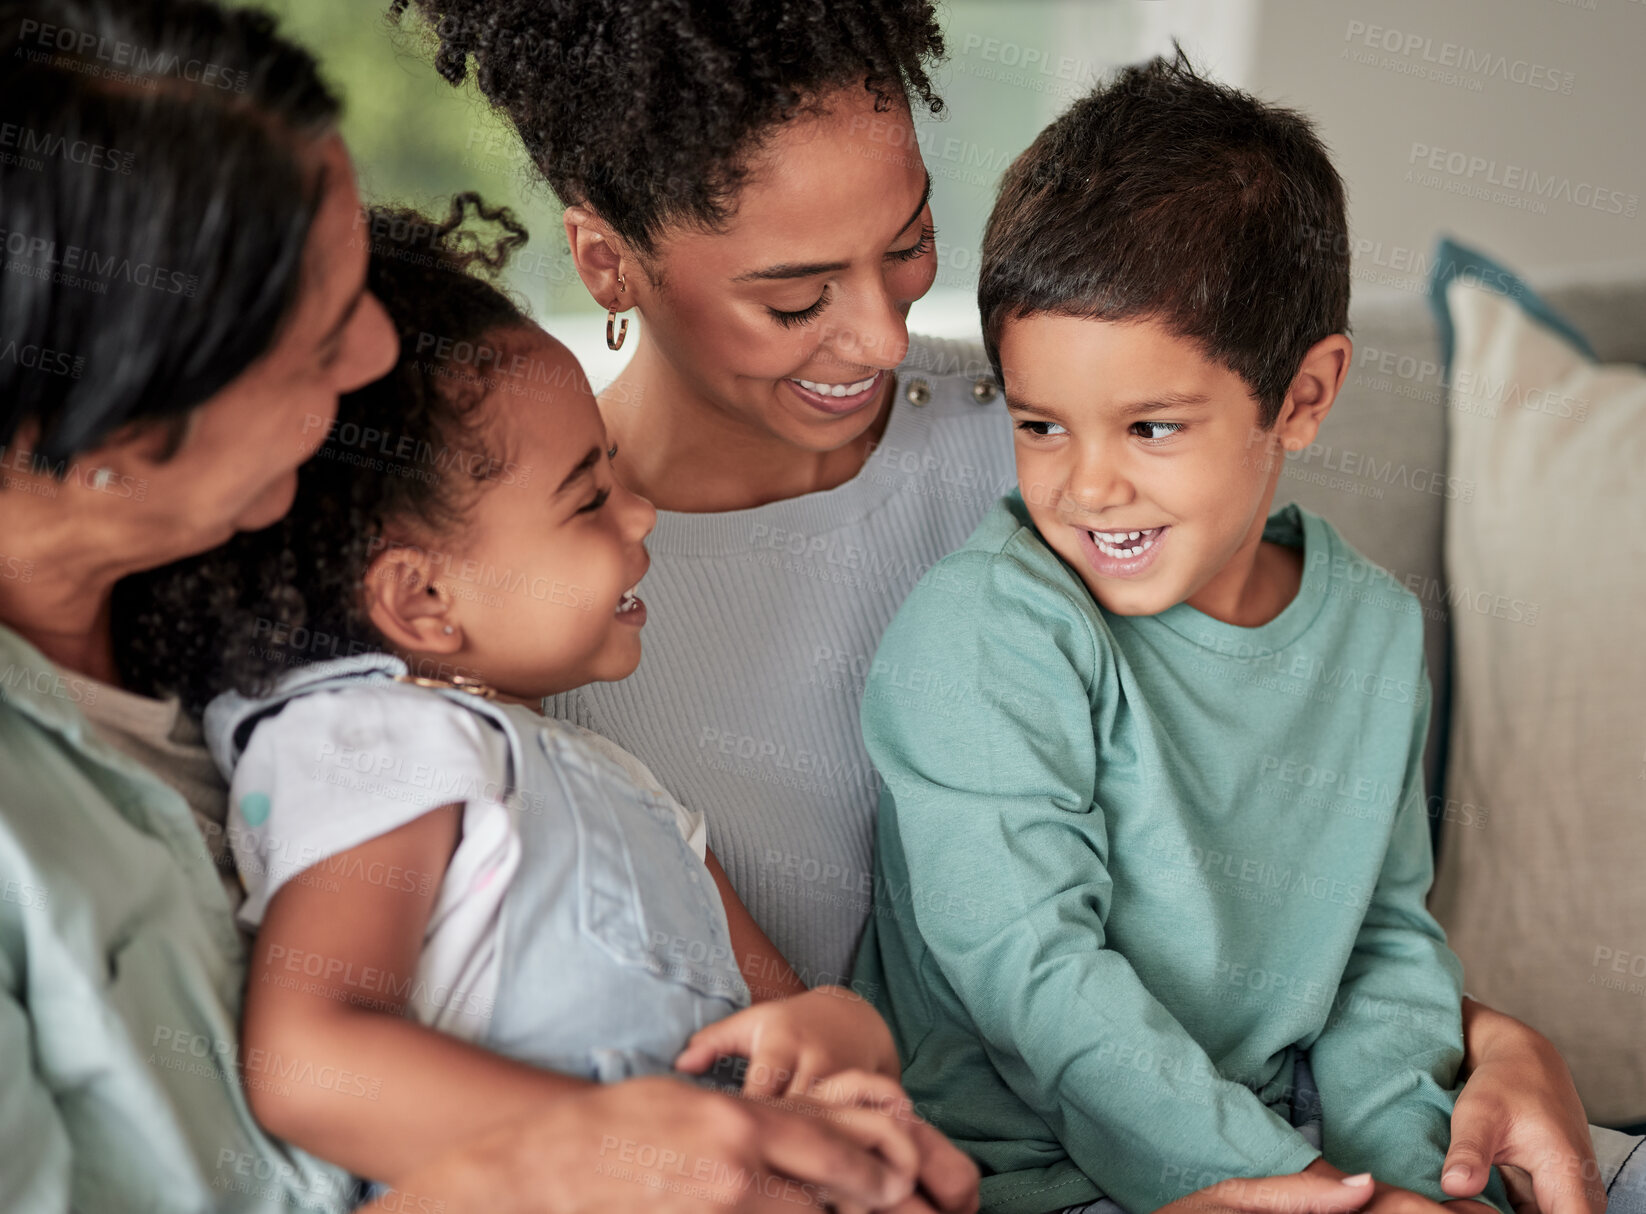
(204, 652, 537, 807)
(203, 652, 408, 775)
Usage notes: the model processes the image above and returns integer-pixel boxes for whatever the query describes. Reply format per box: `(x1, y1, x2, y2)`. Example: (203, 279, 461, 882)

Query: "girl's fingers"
(785, 1049, 823, 1100)
(671, 1045, 713, 1074)
(805, 1068, 910, 1113)
(674, 1015, 755, 1075)
(742, 1040, 795, 1098)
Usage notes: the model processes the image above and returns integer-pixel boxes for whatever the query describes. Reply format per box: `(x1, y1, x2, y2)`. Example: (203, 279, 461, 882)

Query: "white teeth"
(794, 374, 878, 398)
(1089, 528, 1161, 560)
(1092, 527, 1156, 544)
(616, 588, 640, 614)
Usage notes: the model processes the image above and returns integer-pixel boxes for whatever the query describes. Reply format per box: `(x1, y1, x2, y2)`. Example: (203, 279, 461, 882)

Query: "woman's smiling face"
(615, 86, 939, 453)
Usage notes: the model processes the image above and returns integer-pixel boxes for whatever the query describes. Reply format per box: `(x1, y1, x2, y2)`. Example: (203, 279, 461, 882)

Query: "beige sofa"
(1278, 253, 1646, 1126)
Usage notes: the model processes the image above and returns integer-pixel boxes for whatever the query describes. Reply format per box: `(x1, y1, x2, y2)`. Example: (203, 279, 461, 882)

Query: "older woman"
(398, 3, 1639, 1214)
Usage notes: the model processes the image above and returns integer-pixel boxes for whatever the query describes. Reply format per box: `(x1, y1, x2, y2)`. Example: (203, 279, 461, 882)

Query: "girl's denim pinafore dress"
(208, 654, 751, 1082)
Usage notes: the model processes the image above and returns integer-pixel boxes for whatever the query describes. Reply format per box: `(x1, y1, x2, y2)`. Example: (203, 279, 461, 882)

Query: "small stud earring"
(90, 467, 113, 492)
(442, 625, 454, 635)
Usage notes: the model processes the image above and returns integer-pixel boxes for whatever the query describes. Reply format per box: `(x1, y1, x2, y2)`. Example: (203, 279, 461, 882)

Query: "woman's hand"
(1304, 1157, 1494, 1214)
(1157, 1169, 1376, 1214)
(368, 1073, 931, 1214)
(804, 1069, 981, 1214)
(674, 984, 901, 1097)
(1441, 999, 1604, 1214)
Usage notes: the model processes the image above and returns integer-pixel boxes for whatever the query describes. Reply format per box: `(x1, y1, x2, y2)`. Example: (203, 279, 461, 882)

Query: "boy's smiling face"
(999, 312, 1346, 624)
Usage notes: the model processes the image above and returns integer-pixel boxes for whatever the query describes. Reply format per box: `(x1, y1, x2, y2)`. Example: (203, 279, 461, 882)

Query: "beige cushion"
(1428, 275, 1646, 1124)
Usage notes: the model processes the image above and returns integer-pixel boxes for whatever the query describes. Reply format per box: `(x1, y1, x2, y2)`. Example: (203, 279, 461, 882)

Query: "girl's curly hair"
(389, 0, 946, 254)
(114, 193, 532, 717)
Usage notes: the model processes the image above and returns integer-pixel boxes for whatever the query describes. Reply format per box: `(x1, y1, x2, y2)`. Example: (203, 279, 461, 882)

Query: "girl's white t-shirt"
(225, 682, 705, 1040)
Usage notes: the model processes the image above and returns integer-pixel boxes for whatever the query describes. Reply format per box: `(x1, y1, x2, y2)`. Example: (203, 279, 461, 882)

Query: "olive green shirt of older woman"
(0, 628, 355, 1211)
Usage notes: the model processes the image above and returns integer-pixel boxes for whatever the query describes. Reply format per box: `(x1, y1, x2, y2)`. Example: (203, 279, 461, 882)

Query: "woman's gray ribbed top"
(545, 335, 1017, 985)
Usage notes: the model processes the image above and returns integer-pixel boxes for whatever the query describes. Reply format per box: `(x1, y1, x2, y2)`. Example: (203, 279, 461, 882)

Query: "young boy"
(852, 53, 1510, 1214)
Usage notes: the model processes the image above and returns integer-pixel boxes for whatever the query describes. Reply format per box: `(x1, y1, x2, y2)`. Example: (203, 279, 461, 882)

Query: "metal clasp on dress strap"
(393, 673, 498, 700)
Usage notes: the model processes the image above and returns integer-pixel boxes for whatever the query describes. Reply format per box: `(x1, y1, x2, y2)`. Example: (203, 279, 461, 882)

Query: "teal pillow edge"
(1426, 236, 1598, 376)
(1421, 237, 1595, 853)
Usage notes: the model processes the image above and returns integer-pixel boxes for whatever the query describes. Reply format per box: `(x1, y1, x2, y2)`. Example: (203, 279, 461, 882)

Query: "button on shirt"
(0, 625, 351, 1212)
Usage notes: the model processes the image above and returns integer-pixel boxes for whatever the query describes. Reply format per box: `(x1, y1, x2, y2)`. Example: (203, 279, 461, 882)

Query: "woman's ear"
(362, 541, 463, 656)
(563, 205, 633, 314)
(1273, 333, 1353, 452)
(34, 411, 195, 502)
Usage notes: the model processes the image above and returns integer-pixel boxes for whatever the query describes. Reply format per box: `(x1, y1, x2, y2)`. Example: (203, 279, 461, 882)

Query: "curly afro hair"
(390, 0, 946, 253)
(114, 193, 534, 717)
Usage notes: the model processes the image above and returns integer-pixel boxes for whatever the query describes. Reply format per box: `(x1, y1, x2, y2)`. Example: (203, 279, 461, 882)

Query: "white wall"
(560, 0, 1646, 382)
(1245, 0, 1646, 286)
(921, 0, 1646, 331)
(1131, 0, 1264, 88)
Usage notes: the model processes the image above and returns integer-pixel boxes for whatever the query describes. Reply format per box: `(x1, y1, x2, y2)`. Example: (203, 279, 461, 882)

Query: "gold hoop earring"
(606, 272, 629, 351)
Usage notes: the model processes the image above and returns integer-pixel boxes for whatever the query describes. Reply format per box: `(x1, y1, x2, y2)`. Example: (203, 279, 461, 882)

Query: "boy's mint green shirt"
(0, 625, 351, 1212)
(854, 493, 1495, 1214)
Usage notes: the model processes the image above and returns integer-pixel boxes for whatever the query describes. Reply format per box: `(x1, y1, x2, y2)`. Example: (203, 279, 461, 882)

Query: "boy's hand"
(675, 985, 901, 1097)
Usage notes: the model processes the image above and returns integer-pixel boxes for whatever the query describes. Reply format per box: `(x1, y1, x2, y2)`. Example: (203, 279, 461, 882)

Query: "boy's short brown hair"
(979, 49, 1350, 426)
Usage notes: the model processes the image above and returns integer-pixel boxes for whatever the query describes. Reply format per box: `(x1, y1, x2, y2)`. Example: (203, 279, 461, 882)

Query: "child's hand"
(674, 985, 901, 1097)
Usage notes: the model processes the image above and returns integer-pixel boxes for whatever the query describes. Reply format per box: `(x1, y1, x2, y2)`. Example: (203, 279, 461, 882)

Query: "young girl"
(194, 197, 911, 1191)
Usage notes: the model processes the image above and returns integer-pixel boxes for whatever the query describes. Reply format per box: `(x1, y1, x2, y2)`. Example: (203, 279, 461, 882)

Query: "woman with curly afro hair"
(388, 12, 1627, 1214)
(391, 0, 1013, 990)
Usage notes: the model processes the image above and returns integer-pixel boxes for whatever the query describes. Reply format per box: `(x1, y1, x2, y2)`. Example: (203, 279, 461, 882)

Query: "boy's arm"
(864, 557, 1319, 1213)
(242, 804, 591, 1185)
(1304, 674, 1506, 1212)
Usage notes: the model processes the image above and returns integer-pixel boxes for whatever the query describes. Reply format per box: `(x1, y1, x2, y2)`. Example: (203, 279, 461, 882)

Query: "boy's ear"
(1273, 334, 1353, 452)
(362, 542, 464, 657)
(563, 205, 635, 316)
